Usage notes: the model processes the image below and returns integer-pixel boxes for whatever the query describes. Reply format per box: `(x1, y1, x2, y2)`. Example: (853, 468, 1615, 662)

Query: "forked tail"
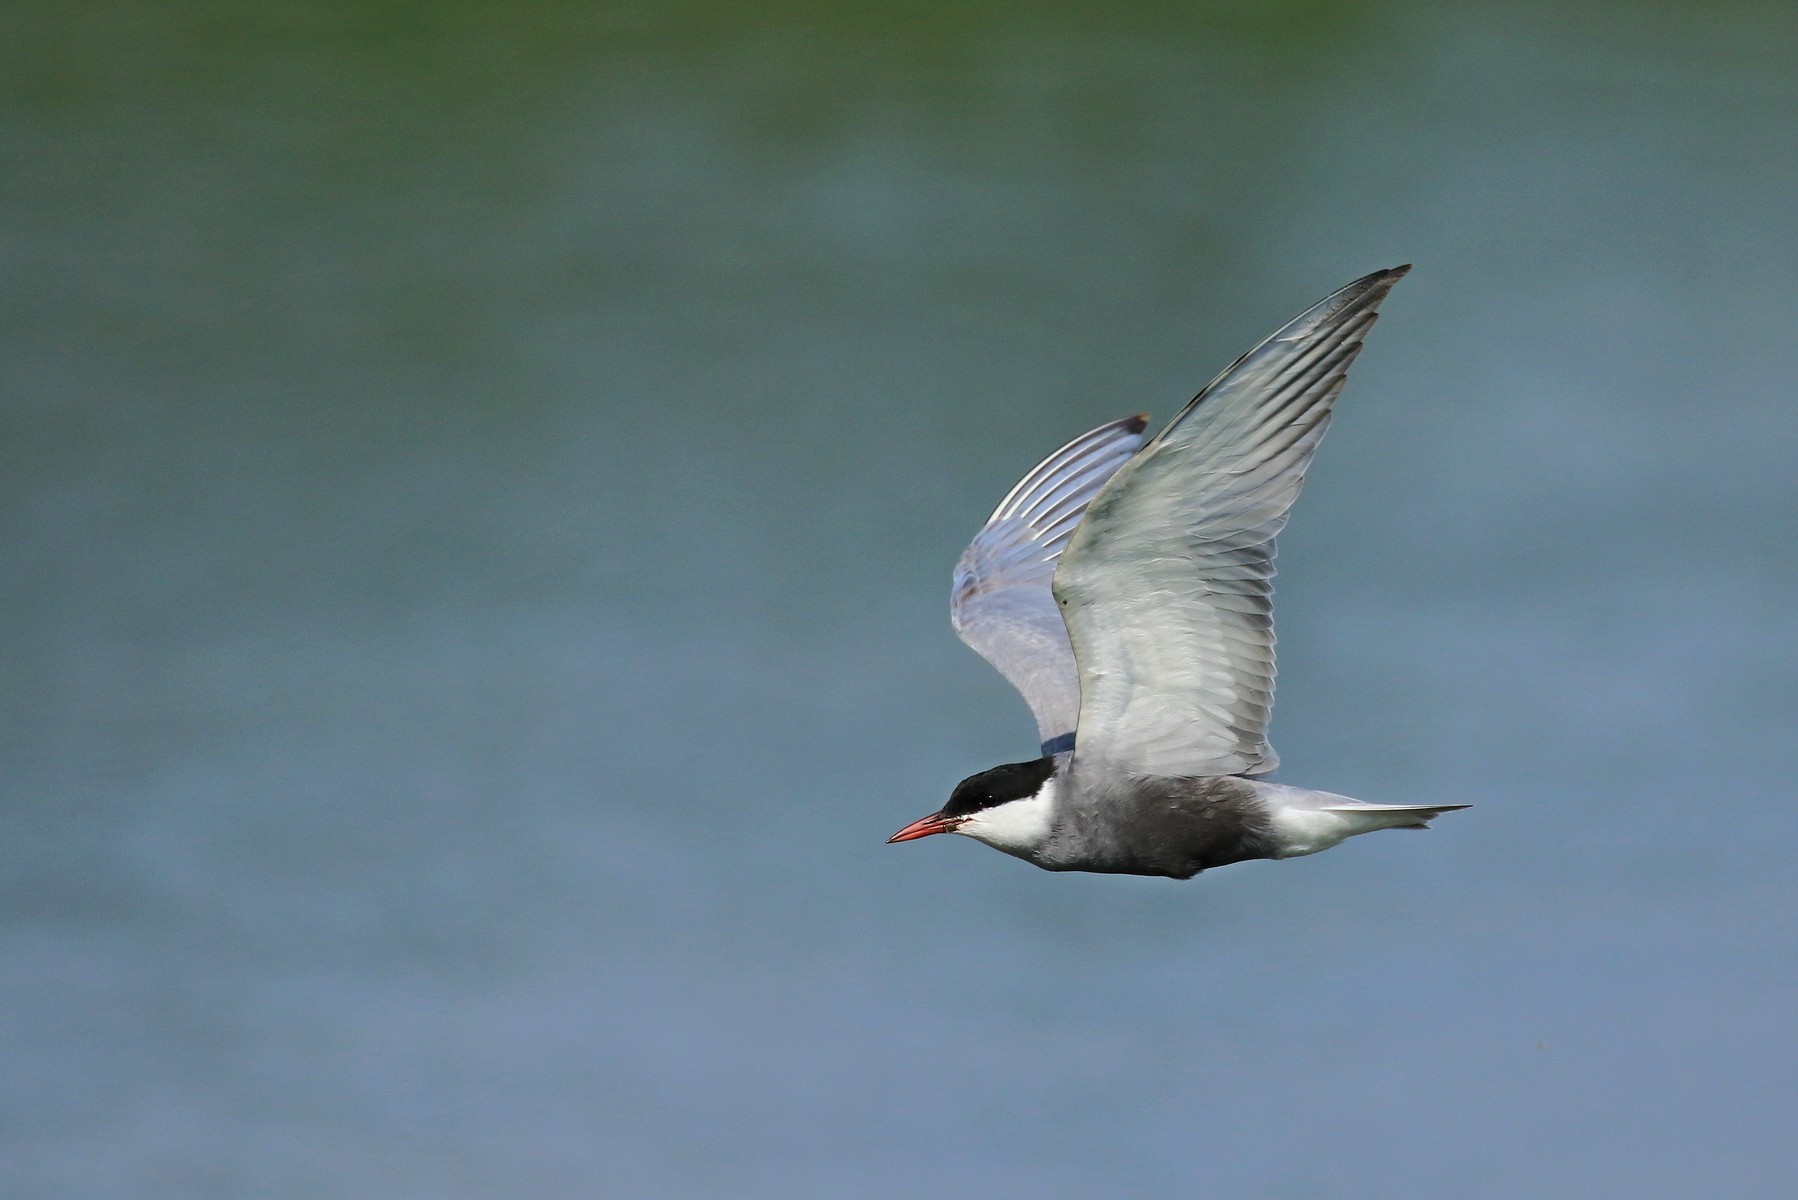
(1253, 781, 1472, 857)
(1320, 802, 1473, 831)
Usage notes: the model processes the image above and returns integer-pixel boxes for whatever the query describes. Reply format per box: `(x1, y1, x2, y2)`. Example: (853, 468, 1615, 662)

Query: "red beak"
(886, 811, 962, 843)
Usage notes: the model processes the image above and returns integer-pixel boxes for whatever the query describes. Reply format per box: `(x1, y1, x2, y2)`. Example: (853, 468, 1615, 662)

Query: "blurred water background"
(5, 2, 1797, 1196)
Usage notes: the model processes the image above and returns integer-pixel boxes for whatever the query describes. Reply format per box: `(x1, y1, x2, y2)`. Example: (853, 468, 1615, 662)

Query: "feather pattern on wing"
(952, 414, 1149, 749)
(1053, 267, 1409, 778)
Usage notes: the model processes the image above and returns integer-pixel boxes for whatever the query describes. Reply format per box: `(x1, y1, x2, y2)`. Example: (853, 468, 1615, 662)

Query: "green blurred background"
(5, 2, 1797, 1196)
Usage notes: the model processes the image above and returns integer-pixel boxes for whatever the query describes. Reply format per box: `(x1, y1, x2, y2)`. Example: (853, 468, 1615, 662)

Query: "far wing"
(1054, 267, 1409, 778)
(952, 414, 1149, 753)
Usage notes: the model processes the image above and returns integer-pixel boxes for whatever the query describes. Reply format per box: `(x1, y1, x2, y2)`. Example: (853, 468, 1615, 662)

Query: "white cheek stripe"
(956, 778, 1058, 852)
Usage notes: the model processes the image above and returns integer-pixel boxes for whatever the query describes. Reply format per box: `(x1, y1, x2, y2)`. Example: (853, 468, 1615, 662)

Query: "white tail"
(1320, 802, 1473, 831)
(1251, 781, 1473, 858)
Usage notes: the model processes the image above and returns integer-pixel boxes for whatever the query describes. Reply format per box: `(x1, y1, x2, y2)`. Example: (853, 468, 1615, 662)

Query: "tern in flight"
(889, 266, 1467, 878)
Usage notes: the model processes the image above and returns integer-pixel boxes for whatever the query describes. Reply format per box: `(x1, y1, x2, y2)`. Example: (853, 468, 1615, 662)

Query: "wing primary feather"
(951, 413, 1150, 744)
(1055, 267, 1408, 779)
(991, 413, 1148, 523)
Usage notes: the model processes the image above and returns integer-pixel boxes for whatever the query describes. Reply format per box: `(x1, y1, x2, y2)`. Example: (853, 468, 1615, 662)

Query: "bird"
(887, 266, 1467, 878)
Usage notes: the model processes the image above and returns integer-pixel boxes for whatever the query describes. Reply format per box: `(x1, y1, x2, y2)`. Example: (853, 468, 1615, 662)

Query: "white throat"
(956, 775, 1058, 853)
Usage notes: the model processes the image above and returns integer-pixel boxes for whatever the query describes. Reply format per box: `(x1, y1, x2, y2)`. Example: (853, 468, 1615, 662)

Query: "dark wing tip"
(1346, 263, 1412, 301)
(1124, 412, 1150, 433)
(1289, 265, 1411, 338)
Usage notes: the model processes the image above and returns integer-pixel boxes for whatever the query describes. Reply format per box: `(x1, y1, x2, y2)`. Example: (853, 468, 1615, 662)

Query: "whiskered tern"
(889, 266, 1467, 878)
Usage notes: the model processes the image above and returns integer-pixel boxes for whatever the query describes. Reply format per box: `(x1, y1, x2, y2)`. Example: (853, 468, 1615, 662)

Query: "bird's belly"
(1044, 777, 1276, 879)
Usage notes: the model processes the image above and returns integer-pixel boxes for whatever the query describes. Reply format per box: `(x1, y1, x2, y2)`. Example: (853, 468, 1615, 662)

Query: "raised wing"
(952, 414, 1149, 752)
(1054, 266, 1409, 778)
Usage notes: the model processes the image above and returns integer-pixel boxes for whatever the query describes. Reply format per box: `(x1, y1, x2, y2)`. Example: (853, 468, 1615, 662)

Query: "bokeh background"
(6, 2, 1797, 1196)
